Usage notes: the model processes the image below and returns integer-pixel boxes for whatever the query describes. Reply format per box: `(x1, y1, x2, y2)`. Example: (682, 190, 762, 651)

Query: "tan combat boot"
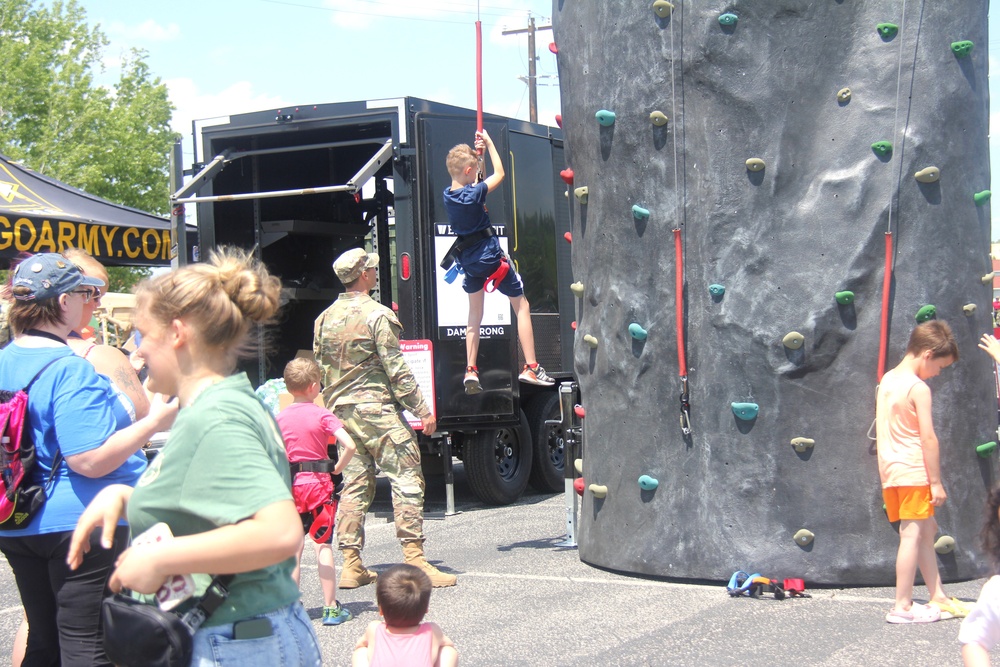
(402, 541, 457, 588)
(339, 548, 378, 589)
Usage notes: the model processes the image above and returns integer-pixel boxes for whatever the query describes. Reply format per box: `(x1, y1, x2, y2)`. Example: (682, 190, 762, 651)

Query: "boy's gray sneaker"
(519, 364, 554, 386)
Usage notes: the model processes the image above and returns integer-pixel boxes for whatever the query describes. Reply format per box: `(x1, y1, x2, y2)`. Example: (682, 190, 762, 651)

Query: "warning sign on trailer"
(400, 339, 436, 429)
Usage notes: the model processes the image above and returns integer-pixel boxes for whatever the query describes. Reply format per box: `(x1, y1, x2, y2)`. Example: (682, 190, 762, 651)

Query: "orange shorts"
(882, 485, 934, 522)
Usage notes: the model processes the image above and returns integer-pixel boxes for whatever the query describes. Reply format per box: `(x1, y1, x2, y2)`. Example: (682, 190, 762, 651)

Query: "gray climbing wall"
(554, 0, 993, 585)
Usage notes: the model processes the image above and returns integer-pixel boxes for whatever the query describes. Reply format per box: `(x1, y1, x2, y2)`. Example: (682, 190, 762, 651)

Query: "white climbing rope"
(668, 2, 680, 230)
(885, 0, 909, 235)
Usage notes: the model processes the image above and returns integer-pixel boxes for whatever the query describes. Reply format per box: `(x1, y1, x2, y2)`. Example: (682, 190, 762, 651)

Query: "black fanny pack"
(440, 226, 496, 270)
(101, 575, 233, 667)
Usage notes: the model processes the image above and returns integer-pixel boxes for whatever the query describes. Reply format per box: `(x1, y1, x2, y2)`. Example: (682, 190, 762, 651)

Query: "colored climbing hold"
(564, 232, 572, 244)
(628, 323, 648, 341)
(649, 111, 668, 127)
(745, 158, 765, 172)
(583, 334, 599, 348)
(791, 437, 815, 453)
(977, 441, 998, 457)
(574, 458, 583, 475)
(560, 168, 574, 185)
(983, 273, 995, 286)
(914, 166, 940, 183)
(782, 332, 804, 350)
(794, 529, 815, 547)
(632, 204, 650, 220)
(652, 0, 674, 19)
(589, 484, 608, 499)
(574, 405, 586, 419)
(573, 477, 585, 496)
(570, 282, 585, 297)
(963, 304, 977, 315)
(951, 40, 975, 58)
(876, 23, 898, 40)
(571, 321, 577, 330)
(718, 12, 738, 27)
(595, 109, 616, 127)
(548, 42, 558, 55)
(975, 190, 992, 206)
(731, 402, 759, 421)
(835, 290, 855, 305)
(914, 304, 936, 323)
(709, 284, 725, 298)
(934, 535, 956, 555)
(574, 186, 589, 204)
(638, 475, 659, 491)
(837, 87, 852, 103)
(871, 141, 893, 157)
(554, 114, 562, 128)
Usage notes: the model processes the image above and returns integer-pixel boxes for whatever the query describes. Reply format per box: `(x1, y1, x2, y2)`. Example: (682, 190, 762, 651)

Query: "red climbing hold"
(555, 114, 563, 128)
(564, 232, 572, 243)
(571, 321, 577, 330)
(574, 405, 586, 419)
(549, 42, 558, 54)
(573, 477, 585, 496)
(559, 168, 574, 185)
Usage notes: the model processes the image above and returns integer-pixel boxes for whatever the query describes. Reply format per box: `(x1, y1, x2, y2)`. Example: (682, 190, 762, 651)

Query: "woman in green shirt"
(68, 248, 321, 666)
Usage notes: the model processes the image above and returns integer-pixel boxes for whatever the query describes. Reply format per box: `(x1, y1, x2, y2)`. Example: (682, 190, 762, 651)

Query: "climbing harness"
(484, 257, 511, 293)
(726, 571, 809, 600)
(440, 227, 496, 270)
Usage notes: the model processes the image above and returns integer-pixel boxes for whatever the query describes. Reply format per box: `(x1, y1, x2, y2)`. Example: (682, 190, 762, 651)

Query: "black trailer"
(174, 98, 576, 505)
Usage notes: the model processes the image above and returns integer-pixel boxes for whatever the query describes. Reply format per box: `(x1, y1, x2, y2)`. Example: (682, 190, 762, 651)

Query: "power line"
(259, 0, 549, 27)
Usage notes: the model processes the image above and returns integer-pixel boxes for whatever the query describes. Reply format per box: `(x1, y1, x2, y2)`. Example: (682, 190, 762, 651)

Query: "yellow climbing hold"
(652, 0, 673, 19)
(589, 484, 608, 499)
(914, 166, 940, 183)
(570, 282, 585, 297)
(837, 87, 851, 102)
(649, 111, 668, 126)
(574, 186, 589, 204)
(745, 158, 766, 172)
(963, 304, 977, 315)
(934, 535, 956, 555)
(793, 529, 815, 547)
(574, 459, 583, 475)
(982, 273, 995, 286)
(790, 437, 815, 453)
(583, 334, 599, 348)
(782, 332, 804, 350)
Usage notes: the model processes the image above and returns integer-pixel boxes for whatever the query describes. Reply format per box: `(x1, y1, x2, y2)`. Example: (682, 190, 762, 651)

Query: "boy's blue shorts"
(460, 237, 524, 297)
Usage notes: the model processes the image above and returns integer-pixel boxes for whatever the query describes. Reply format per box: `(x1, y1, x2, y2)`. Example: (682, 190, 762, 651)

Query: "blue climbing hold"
(632, 205, 650, 220)
(628, 323, 648, 340)
(719, 13, 738, 27)
(709, 284, 725, 297)
(638, 475, 659, 491)
(595, 109, 616, 127)
(732, 402, 759, 420)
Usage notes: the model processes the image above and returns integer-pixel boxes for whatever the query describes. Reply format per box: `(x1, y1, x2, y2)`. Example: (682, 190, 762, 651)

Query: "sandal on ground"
(885, 603, 941, 624)
(928, 597, 973, 620)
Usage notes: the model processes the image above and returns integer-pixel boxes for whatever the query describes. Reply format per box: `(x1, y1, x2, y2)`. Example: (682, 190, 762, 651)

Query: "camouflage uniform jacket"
(314, 291, 430, 418)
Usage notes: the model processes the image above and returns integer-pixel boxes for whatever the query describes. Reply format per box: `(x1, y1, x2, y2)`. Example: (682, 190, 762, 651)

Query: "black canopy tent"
(0, 153, 195, 268)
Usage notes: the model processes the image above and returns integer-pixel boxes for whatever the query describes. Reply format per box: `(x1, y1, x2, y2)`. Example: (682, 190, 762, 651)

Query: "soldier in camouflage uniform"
(314, 248, 456, 588)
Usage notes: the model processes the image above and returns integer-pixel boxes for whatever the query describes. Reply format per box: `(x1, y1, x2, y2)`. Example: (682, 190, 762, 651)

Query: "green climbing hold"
(574, 186, 589, 204)
(934, 535, 956, 554)
(731, 402, 759, 421)
(915, 304, 937, 323)
(632, 205, 650, 220)
(782, 331, 804, 350)
(975, 190, 992, 206)
(638, 474, 659, 491)
(649, 111, 668, 126)
(876, 23, 898, 40)
(794, 529, 815, 547)
(871, 141, 893, 157)
(628, 323, 648, 341)
(595, 109, 616, 127)
(718, 13, 737, 26)
(745, 157, 766, 172)
(709, 284, 725, 298)
(977, 441, 998, 458)
(835, 291, 855, 305)
(652, 0, 674, 19)
(951, 40, 975, 58)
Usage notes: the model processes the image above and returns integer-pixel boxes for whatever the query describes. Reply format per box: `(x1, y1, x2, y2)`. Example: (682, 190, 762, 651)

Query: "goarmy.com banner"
(0, 216, 172, 266)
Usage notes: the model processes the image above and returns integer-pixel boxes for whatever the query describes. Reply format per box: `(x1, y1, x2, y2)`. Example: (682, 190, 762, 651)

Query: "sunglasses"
(71, 288, 100, 304)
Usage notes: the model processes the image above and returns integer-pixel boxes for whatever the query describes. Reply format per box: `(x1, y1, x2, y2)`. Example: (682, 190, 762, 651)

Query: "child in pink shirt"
(277, 358, 357, 626)
(352, 564, 458, 667)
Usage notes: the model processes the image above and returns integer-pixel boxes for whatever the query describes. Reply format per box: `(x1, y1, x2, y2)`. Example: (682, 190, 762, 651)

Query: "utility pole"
(503, 16, 552, 123)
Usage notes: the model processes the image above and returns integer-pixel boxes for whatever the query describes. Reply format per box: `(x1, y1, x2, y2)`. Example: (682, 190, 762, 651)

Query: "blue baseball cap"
(12, 253, 105, 302)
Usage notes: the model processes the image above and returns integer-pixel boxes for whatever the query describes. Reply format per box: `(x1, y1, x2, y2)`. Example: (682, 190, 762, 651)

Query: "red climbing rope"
(877, 231, 893, 381)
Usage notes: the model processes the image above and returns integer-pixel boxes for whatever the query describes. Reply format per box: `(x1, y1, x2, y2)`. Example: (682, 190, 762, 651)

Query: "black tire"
(464, 409, 532, 505)
(525, 392, 565, 492)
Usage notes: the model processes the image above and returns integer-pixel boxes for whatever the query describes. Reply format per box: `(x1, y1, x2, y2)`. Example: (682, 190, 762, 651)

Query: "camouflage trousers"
(333, 402, 426, 549)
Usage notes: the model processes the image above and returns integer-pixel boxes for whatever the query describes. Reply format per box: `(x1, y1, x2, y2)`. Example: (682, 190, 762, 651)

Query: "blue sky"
(74, 1, 996, 238)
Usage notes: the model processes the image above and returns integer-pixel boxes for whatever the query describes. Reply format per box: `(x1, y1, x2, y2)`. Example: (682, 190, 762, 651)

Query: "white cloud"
(105, 19, 181, 43)
(320, 0, 547, 32)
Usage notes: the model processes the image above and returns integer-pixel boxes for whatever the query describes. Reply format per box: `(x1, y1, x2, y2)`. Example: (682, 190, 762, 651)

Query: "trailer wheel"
(464, 409, 532, 505)
(525, 393, 565, 492)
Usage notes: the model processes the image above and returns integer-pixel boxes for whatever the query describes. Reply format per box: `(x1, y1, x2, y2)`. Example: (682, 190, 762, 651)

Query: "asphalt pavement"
(0, 465, 995, 666)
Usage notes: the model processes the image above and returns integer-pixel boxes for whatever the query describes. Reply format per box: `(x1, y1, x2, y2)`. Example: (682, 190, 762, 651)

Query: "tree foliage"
(0, 0, 178, 217)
